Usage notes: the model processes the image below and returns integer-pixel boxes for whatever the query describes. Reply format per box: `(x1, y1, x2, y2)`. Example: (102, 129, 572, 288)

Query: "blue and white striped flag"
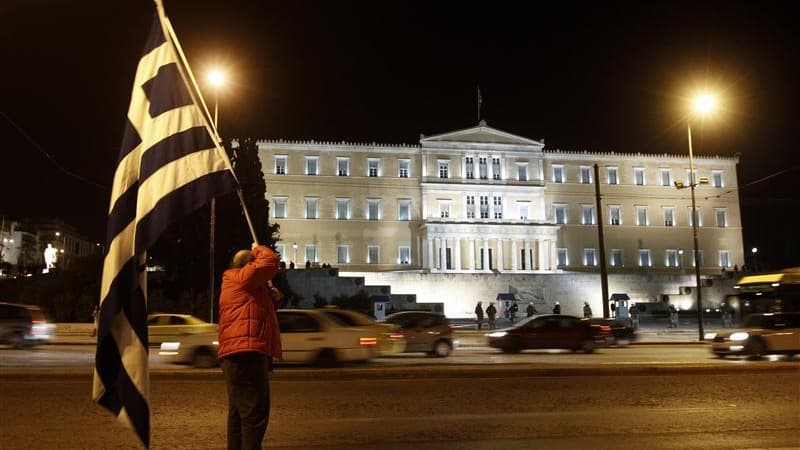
(93, 9, 237, 448)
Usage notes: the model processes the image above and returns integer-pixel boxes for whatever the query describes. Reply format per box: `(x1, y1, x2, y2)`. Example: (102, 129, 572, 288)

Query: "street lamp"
(751, 247, 758, 272)
(207, 68, 225, 323)
(675, 91, 717, 341)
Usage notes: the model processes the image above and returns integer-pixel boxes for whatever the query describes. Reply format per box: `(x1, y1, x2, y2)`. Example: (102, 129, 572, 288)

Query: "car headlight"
(487, 331, 507, 338)
(729, 332, 749, 342)
(704, 332, 716, 340)
(160, 342, 181, 351)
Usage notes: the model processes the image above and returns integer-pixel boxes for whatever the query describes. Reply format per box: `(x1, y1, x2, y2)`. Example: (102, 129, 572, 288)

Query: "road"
(1, 365, 798, 450)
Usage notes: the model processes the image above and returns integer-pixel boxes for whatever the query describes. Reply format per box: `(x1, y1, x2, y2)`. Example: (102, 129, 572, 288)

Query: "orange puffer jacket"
(217, 245, 282, 361)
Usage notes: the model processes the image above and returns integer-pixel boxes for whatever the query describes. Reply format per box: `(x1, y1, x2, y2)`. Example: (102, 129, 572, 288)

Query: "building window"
(492, 157, 501, 180)
(398, 246, 411, 264)
(611, 249, 623, 267)
(337, 157, 349, 176)
(368, 158, 380, 177)
(367, 245, 380, 264)
(553, 165, 564, 183)
(554, 204, 567, 224)
(517, 164, 528, 181)
(719, 250, 730, 268)
(275, 156, 287, 175)
(465, 157, 474, 179)
(634, 167, 645, 186)
(367, 199, 381, 221)
(609, 205, 621, 226)
(666, 249, 679, 267)
(438, 160, 449, 179)
(663, 207, 675, 227)
(584, 248, 597, 267)
(304, 198, 318, 219)
(305, 156, 318, 175)
(337, 245, 350, 264)
(607, 167, 618, 185)
(398, 159, 410, 178)
(439, 201, 450, 219)
(660, 168, 671, 187)
(275, 244, 285, 261)
(580, 166, 592, 184)
(480, 196, 489, 219)
(479, 157, 488, 179)
(518, 203, 529, 220)
(493, 196, 503, 219)
(335, 198, 350, 220)
(688, 207, 702, 227)
(556, 248, 568, 266)
(636, 206, 648, 226)
(715, 208, 728, 228)
(305, 245, 317, 263)
(581, 205, 595, 225)
(398, 200, 411, 221)
(712, 170, 723, 188)
(272, 197, 287, 219)
(638, 249, 651, 267)
(466, 196, 476, 219)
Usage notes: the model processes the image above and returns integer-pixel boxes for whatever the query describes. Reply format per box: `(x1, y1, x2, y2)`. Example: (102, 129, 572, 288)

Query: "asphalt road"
(1, 366, 798, 450)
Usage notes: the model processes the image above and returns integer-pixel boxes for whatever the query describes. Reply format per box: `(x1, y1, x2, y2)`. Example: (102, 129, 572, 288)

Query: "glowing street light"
(207, 68, 226, 324)
(675, 90, 718, 341)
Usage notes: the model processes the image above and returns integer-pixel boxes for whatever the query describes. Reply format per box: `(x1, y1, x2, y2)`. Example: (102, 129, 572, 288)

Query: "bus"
(724, 267, 800, 325)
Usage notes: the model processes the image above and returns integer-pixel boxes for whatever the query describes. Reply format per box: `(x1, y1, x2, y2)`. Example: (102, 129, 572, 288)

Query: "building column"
(511, 239, 518, 271)
(435, 237, 442, 271)
(496, 238, 504, 272)
(524, 240, 532, 272)
(468, 239, 475, 271)
(482, 238, 489, 271)
(550, 239, 557, 271)
(454, 237, 462, 271)
(426, 236, 434, 271)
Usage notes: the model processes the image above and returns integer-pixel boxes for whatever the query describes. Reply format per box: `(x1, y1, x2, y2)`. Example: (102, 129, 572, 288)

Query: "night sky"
(1, 1, 797, 268)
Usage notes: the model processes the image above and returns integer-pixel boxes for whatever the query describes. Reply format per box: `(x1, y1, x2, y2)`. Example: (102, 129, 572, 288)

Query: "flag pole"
(156, 1, 259, 244)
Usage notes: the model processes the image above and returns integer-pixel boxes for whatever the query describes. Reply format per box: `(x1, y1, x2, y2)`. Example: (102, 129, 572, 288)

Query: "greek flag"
(92, 10, 236, 448)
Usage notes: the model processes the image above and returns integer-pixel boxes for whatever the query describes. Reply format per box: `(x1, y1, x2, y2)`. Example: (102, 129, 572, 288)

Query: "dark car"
(0, 302, 55, 348)
(589, 318, 638, 346)
(486, 314, 610, 353)
(383, 311, 457, 357)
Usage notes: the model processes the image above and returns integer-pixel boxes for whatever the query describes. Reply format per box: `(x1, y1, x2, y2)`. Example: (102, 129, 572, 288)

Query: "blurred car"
(147, 313, 219, 368)
(486, 314, 611, 353)
(0, 302, 55, 348)
(709, 312, 800, 359)
(588, 317, 638, 346)
(382, 311, 457, 357)
(318, 308, 406, 356)
(277, 309, 378, 367)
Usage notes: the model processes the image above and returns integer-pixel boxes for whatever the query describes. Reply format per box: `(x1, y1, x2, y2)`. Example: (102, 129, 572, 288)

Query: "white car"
(147, 313, 219, 368)
(709, 312, 800, 359)
(277, 309, 378, 367)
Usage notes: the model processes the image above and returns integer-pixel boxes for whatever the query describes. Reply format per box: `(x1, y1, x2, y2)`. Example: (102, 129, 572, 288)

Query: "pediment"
(420, 121, 544, 148)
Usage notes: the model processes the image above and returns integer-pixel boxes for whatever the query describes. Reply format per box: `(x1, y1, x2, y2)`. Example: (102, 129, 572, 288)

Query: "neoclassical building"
(257, 122, 744, 278)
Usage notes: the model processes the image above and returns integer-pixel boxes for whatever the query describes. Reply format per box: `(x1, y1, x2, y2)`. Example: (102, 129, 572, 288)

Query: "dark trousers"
(221, 352, 270, 450)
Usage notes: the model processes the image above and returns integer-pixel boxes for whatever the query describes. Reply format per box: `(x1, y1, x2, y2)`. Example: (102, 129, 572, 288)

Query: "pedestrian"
(90, 304, 99, 338)
(630, 304, 640, 329)
(526, 302, 536, 318)
(474, 301, 484, 330)
(668, 305, 679, 328)
(552, 301, 561, 314)
(486, 302, 497, 330)
(218, 243, 282, 450)
(583, 302, 592, 318)
(510, 302, 519, 322)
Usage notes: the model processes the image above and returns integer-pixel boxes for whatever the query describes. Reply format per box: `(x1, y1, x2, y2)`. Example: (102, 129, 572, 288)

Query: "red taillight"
(359, 337, 378, 347)
(32, 320, 45, 324)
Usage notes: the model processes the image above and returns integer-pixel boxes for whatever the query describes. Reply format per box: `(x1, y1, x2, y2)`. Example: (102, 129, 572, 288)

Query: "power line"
(1, 111, 109, 191)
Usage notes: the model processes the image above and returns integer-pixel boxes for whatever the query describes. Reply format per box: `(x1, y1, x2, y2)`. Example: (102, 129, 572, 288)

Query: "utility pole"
(594, 164, 609, 318)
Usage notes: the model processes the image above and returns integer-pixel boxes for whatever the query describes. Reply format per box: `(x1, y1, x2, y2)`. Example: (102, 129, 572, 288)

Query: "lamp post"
(675, 92, 717, 341)
(751, 247, 758, 273)
(208, 69, 225, 323)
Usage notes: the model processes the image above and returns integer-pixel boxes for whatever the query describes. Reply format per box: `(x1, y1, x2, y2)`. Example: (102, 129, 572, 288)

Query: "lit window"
(660, 169, 671, 187)
(688, 207, 702, 227)
(275, 156, 287, 175)
(304, 198, 318, 219)
(337, 158, 349, 176)
(367, 199, 381, 220)
(580, 166, 592, 184)
(305, 245, 317, 263)
(480, 196, 490, 219)
(272, 197, 287, 219)
(335, 198, 350, 220)
(398, 246, 411, 264)
(609, 205, 621, 226)
(636, 206, 648, 226)
(582, 205, 595, 225)
(607, 167, 618, 185)
(554, 204, 567, 224)
(634, 167, 645, 186)
(479, 157, 488, 179)
(439, 201, 450, 219)
(305, 156, 318, 175)
(398, 200, 411, 221)
(611, 249, 623, 267)
(465, 157, 474, 179)
(638, 249, 651, 267)
(556, 248, 568, 266)
(663, 207, 675, 227)
(584, 248, 597, 267)
(518, 203, 529, 220)
(398, 159, 410, 178)
(492, 158, 501, 180)
(715, 209, 727, 228)
(337, 245, 350, 264)
(367, 246, 380, 264)
(517, 164, 528, 181)
(493, 196, 503, 219)
(553, 165, 564, 183)
(438, 160, 449, 178)
(719, 250, 730, 268)
(665, 249, 679, 267)
(466, 196, 475, 219)
(712, 171, 723, 188)
(368, 158, 380, 177)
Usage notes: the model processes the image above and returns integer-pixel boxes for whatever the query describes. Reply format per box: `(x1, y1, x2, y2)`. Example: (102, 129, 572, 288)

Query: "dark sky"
(1, 1, 797, 268)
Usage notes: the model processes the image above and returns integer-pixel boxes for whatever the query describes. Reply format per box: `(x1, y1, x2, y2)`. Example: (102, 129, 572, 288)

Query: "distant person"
(486, 302, 497, 330)
(305, 260, 311, 269)
(526, 302, 537, 318)
(90, 304, 99, 338)
(218, 243, 282, 450)
(630, 304, 640, 329)
(583, 302, 592, 318)
(552, 301, 561, 314)
(610, 302, 616, 318)
(509, 302, 519, 322)
(474, 301, 485, 330)
(289, 261, 295, 270)
(668, 305, 679, 328)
